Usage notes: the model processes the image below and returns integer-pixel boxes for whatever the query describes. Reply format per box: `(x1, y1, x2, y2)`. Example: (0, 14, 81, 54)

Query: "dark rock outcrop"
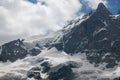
(0, 39, 28, 62)
(114, 77, 120, 80)
(48, 65, 75, 80)
(0, 39, 41, 62)
(27, 67, 42, 80)
(52, 3, 120, 68)
(41, 61, 51, 73)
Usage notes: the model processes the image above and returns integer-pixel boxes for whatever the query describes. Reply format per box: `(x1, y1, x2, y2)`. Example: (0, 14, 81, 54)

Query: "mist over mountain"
(0, 2, 120, 80)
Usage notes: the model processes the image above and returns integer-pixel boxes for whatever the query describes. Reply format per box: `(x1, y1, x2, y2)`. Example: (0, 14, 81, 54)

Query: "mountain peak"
(96, 3, 111, 15)
(98, 3, 106, 8)
(91, 3, 112, 19)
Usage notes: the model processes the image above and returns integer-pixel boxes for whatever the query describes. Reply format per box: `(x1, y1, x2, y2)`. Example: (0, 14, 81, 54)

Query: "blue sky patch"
(27, 0, 120, 14)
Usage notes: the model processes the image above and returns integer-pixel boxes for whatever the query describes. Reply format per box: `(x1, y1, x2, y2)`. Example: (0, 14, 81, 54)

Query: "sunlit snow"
(0, 48, 120, 80)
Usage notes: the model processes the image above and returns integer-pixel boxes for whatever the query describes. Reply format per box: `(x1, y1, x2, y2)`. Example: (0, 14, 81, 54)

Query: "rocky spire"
(96, 3, 111, 14)
(92, 3, 112, 19)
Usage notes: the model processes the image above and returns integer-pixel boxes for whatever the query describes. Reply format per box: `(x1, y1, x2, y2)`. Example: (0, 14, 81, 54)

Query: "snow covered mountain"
(51, 3, 120, 68)
(0, 3, 120, 80)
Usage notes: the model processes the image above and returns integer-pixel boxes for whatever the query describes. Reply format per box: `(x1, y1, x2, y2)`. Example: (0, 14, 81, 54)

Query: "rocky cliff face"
(53, 3, 120, 68)
(0, 39, 41, 62)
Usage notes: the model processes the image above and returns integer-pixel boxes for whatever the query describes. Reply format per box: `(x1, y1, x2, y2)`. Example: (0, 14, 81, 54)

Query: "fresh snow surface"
(64, 14, 90, 32)
(24, 30, 66, 49)
(23, 14, 90, 49)
(0, 48, 120, 80)
(103, 21, 108, 26)
(109, 15, 120, 19)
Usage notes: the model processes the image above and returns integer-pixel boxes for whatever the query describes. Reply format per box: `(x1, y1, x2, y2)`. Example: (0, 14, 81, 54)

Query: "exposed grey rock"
(27, 67, 42, 80)
(52, 3, 120, 68)
(0, 39, 41, 62)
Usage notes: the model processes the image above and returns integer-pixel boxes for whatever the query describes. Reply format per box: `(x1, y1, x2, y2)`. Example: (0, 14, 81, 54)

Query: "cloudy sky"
(0, 0, 119, 45)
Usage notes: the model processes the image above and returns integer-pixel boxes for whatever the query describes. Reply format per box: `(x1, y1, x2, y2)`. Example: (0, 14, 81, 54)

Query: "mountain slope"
(1, 48, 120, 80)
(0, 2, 120, 80)
(1, 3, 120, 68)
(52, 3, 120, 68)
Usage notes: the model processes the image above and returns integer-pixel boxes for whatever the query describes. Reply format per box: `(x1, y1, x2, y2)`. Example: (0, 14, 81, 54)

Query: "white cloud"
(0, 0, 108, 45)
(0, 0, 82, 44)
(83, 0, 108, 9)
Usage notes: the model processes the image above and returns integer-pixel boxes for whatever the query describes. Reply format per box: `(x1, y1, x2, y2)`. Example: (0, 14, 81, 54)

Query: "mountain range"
(0, 3, 120, 80)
